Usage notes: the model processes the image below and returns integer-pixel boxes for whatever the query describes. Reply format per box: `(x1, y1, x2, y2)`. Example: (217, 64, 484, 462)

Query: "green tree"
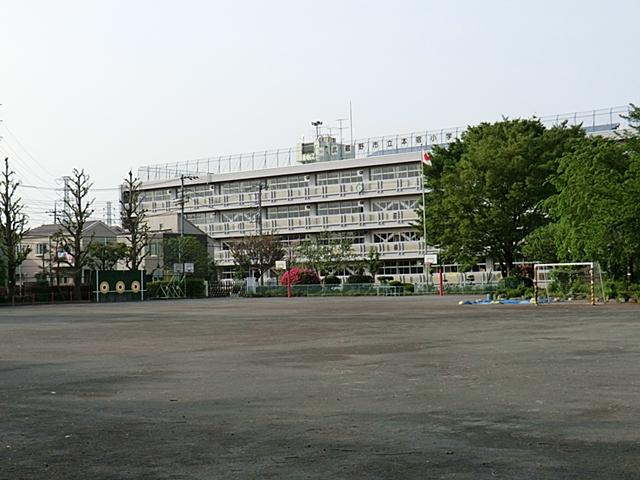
(521, 223, 560, 264)
(545, 135, 639, 280)
(366, 247, 381, 276)
(87, 241, 129, 270)
(229, 234, 285, 284)
(59, 169, 95, 298)
(0, 158, 31, 296)
(121, 170, 150, 270)
(416, 118, 585, 275)
(163, 236, 209, 278)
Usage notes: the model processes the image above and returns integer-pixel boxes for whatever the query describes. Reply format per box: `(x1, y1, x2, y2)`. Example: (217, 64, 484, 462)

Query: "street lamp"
(180, 174, 199, 296)
(311, 120, 323, 139)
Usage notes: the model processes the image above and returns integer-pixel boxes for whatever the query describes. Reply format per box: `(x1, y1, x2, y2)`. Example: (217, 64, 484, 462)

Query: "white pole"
(140, 269, 145, 301)
(421, 157, 428, 285)
(95, 269, 99, 303)
(349, 101, 354, 149)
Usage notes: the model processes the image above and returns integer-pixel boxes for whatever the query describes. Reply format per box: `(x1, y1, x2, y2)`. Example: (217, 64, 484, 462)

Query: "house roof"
(25, 220, 121, 239)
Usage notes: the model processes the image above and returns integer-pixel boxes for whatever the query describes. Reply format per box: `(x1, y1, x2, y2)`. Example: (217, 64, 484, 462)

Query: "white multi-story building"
(137, 150, 429, 282)
(133, 106, 630, 283)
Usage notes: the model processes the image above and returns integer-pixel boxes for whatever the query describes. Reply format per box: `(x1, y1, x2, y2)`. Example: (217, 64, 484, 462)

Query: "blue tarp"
(459, 298, 533, 305)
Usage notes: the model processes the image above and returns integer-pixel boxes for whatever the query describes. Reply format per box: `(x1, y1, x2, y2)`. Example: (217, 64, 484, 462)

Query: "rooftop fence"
(138, 106, 632, 181)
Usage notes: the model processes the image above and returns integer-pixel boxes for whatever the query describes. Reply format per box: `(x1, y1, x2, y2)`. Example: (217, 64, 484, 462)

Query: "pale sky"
(1, 0, 638, 225)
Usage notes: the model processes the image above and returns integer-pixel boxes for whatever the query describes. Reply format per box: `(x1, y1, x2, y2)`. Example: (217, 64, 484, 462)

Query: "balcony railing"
(205, 210, 417, 240)
(142, 177, 423, 214)
(214, 239, 426, 265)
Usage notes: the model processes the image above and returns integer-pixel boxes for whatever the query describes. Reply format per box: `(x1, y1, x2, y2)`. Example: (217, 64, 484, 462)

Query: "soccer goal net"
(533, 262, 605, 305)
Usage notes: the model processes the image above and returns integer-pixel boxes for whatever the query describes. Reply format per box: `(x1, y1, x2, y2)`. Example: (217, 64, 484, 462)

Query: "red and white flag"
(421, 149, 432, 166)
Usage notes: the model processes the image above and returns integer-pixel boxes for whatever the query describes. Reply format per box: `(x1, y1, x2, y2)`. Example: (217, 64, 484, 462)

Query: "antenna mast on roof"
(336, 117, 348, 160)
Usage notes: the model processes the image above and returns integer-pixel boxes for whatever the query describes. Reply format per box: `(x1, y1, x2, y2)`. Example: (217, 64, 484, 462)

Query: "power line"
(0, 123, 59, 179)
(0, 141, 58, 189)
(17, 183, 120, 191)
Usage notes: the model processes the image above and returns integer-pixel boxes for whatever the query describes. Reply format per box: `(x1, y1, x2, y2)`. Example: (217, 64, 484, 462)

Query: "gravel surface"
(1, 296, 639, 479)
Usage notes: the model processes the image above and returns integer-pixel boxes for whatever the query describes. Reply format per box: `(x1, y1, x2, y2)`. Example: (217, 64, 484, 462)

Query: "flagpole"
(420, 150, 428, 286)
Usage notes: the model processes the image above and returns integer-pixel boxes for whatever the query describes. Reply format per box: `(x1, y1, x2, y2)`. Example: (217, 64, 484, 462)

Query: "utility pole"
(62, 176, 70, 216)
(180, 174, 198, 295)
(255, 182, 266, 235)
(47, 202, 58, 224)
(105, 201, 112, 226)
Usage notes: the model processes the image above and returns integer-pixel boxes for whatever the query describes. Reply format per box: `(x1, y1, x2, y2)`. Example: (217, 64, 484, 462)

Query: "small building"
(20, 221, 122, 287)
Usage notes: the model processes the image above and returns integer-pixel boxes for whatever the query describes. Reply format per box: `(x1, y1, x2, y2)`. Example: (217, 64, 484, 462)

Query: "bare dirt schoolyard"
(1, 296, 639, 479)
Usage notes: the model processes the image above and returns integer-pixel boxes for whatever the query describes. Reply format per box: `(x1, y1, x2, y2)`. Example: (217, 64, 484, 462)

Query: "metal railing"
(206, 210, 419, 237)
(245, 281, 500, 297)
(138, 106, 631, 181)
(214, 239, 427, 265)
(141, 177, 422, 213)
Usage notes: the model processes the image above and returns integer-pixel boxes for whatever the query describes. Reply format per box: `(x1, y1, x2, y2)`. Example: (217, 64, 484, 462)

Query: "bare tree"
(296, 233, 354, 276)
(59, 168, 94, 299)
(0, 158, 30, 296)
(229, 234, 285, 284)
(120, 170, 150, 270)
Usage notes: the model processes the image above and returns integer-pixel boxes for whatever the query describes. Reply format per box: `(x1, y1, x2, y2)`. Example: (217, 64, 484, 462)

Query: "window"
(280, 234, 310, 246)
(380, 260, 423, 275)
(317, 201, 363, 216)
(267, 175, 309, 190)
(317, 232, 365, 245)
(373, 231, 419, 243)
(221, 210, 256, 223)
(370, 164, 420, 181)
(149, 241, 161, 256)
(185, 212, 216, 225)
(371, 199, 417, 212)
(317, 169, 362, 185)
(221, 181, 262, 195)
(36, 243, 48, 255)
(184, 184, 211, 198)
(267, 205, 310, 219)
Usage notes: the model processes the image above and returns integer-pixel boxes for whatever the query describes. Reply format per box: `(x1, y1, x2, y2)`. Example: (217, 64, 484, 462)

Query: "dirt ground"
(1, 296, 639, 479)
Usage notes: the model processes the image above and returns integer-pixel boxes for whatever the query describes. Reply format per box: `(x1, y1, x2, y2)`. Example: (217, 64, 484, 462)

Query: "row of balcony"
(202, 210, 419, 238)
(213, 240, 427, 265)
(142, 177, 423, 213)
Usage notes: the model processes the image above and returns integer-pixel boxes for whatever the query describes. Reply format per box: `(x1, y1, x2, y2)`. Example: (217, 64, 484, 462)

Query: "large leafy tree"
(417, 119, 585, 275)
(121, 170, 150, 270)
(59, 168, 94, 298)
(0, 158, 31, 296)
(229, 234, 284, 284)
(543, 105, 640, 281)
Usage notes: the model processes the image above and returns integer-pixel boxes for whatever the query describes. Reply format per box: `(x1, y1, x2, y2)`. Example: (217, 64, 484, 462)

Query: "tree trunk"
(7, 264, 16, 298)
(73, 269, 82, 300)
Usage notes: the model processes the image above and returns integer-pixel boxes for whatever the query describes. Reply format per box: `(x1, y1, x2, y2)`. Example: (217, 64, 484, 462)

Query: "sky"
(0, 0, 638, 225)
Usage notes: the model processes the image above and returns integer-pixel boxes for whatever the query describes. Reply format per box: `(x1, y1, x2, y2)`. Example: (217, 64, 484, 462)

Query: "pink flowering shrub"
(279, 267, 321, 285)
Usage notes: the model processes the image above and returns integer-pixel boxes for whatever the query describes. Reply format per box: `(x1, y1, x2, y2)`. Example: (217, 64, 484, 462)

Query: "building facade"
(136, 150, 437, 283)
